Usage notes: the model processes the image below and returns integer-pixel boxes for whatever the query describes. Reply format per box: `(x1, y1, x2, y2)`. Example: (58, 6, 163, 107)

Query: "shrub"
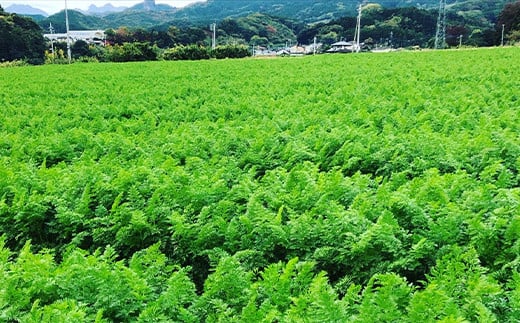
(163, 44, 211, 61)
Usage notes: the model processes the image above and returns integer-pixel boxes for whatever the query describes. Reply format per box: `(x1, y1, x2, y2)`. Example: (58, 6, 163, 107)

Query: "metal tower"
(434, 0, 447, 49)
(49, 23, 55, 57)
(352, 2, 363, 53)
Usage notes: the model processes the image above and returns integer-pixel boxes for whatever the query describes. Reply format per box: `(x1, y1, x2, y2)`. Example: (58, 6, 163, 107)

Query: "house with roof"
(275, 43, 322, 56)
(327, 41, 356, 53)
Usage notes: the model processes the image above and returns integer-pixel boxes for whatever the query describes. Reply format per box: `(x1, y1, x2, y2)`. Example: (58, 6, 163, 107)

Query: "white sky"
(1, 1, 204, 14)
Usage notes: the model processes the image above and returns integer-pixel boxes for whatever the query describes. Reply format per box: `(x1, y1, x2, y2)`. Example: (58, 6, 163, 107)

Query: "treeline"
(46, 41, 250, 64)
(45, 21, 252, 63)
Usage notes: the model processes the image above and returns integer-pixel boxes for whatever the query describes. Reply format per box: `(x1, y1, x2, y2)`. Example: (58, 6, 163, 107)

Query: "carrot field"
(1, 47, 519, 321)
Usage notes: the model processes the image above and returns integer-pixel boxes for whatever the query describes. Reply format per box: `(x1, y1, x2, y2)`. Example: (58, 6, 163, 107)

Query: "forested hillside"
(36, 0, 513, 31)
(39, 10, 105, 33)
(32, 1, 515, 51)
(174, 0, 440, 23)
(0, 5, 46, 64)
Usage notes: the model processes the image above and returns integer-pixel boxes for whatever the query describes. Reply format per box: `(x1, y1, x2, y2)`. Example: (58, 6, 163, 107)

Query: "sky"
(1, 0, 204, 14)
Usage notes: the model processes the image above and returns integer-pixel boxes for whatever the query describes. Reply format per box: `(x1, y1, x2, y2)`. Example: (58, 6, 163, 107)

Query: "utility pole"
(434, 0, 447, 49)
(501, 24, 505, 46)
(459, 34, 463, 48)
(65, 0, 71, 63)
(210, 22, 216, 50)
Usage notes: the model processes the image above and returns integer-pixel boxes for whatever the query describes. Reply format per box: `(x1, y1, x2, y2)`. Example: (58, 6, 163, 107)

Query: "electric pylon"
(49, 23, 55, 57)
(353, 3, 362, 53)
(434, 0, 447, 49)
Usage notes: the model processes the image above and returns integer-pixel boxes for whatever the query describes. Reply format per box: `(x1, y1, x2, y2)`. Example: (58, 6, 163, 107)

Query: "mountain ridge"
(32, 0, 513, 36)
(87, 4, 128, 16)
(5, 4, 49, 16)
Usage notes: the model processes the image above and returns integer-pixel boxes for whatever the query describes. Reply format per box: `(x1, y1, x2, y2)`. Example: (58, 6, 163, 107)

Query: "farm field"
(1, 47, 520, 321)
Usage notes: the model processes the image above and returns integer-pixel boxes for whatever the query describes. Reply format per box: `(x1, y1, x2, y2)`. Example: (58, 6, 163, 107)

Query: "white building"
(327, 41, 355, 53)
(44, 30, 106, 45)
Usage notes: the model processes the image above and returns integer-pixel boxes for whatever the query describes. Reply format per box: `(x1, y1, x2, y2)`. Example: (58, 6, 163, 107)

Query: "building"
(288, 45, 306, 56)
(44, 30, 106, 46)
(327, 41, 356, 53)
(275, 43, 322, 56)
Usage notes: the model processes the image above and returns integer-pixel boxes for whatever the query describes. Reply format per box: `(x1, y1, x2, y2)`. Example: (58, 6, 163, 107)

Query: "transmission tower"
(49, 23, 55, 57)
(352, 1, 368, 52)
(353, 3, 362, 53)
(434, 0, 447, 49)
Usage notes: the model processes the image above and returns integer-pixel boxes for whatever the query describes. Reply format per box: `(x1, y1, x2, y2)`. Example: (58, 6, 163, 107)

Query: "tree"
(107, 42, 159, 62)
(0, 11, 46, 64)
(149, 30, 173, 48)
(250, 35, 269, 47)
(497, 0, 520, 43)
(71, 40, 91, 59)
(162, 44, 210, 61)
(446, 25, 468, 46)
(176, 27, 207, 46)
(219, 18, 241, 36)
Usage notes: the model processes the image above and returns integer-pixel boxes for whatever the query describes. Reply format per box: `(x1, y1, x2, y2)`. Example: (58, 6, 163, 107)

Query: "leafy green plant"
(0, 48, 518, 320)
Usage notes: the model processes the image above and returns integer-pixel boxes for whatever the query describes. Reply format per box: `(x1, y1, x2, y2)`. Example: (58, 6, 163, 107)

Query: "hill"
(103, 7, 178, 29)
(5, 4, 48, 16)
(449, 0, 515, 29)
(172, 0, 515, 26)
(0, 7, 46, 64)
(39, 10, 106, 33)
(34, 0, 514, 48)
(38, 2, 178, 31)
(86, 4, 128, 16)
(217, 13, 300, 46)
(172, 0, 440, 24)
(37, 0, 514, 30)
(97, 0, 177, 28)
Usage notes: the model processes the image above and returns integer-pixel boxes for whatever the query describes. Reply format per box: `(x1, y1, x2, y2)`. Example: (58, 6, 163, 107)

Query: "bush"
(211, 45, 251, 59)
(75, 56, 100, 63)
(163, 44, 251, 61)
(0, 60, 29, 68)
(107, 42, 159, 62)
(163, 45, 211, 61)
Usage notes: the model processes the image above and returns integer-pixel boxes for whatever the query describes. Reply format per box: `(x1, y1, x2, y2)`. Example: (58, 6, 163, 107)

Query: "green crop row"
(0, 48, 519, 321)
